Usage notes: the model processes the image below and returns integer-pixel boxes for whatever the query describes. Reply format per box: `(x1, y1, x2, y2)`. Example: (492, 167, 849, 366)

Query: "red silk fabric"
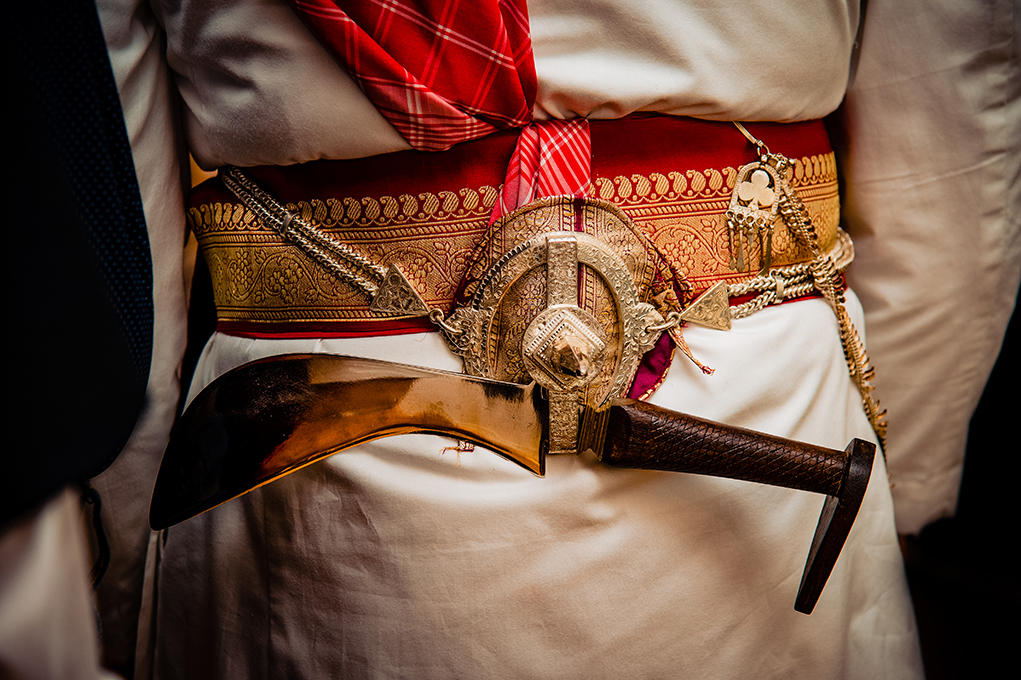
(289, 0, 591, 219)
(493, 118, 592, 223)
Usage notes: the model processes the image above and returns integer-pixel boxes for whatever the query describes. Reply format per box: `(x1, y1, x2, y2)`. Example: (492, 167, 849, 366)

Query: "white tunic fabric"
(0, 491, 121, 680)
(839, 0, 1021, 532)
(89, 0, 1021, 677)
(139, 302, 920, 679)
(156, 0, 861, 168)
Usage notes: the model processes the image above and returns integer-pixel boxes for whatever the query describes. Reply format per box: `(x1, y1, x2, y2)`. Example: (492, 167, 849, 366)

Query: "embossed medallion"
(443, 198, 675, 454)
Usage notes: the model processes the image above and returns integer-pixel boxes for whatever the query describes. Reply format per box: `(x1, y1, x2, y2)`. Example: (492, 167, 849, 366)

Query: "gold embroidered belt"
(188, 115, 841, 338)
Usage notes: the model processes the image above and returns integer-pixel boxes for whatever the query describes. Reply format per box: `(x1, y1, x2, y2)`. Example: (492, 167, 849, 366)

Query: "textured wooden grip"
(599, 399, 848, 496)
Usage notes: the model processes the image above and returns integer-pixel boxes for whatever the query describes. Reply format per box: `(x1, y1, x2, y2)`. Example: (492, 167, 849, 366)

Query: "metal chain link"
(221, 166, 387, 297)
(220, 165, 461, 332)
(727, 255, 826, 321)
(730, 124, 888, 448)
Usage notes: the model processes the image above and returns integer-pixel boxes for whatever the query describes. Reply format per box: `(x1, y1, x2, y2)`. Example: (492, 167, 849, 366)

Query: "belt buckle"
(441, 197, 679, 454)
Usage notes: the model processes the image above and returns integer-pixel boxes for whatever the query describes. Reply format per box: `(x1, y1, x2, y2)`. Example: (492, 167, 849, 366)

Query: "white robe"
(81, 0, 1017, 677)
(120, 3, 924, 677)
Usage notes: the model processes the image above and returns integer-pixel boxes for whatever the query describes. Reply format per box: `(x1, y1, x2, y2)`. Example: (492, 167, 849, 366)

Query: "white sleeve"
(838, 0, 1021, 533)
(91, 0, 191, 671)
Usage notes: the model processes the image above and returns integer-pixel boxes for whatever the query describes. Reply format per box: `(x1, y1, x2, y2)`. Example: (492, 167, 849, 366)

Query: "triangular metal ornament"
(678, 281, 732, 331)
(370, 265, 430, 317)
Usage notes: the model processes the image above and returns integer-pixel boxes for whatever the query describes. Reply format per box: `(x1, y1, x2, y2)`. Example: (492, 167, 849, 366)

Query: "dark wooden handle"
(597, 398, 876, 614)
(599, 399, 848, 497)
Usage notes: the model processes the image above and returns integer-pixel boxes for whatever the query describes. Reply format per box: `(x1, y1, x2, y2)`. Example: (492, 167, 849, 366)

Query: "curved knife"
(150, 353, 874, 614)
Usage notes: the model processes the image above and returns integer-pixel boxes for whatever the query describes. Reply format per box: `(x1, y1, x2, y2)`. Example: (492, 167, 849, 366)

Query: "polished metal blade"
(150, 354, 547, 529)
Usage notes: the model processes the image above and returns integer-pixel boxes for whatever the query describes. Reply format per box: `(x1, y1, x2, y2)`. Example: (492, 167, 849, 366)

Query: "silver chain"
(221, 166, 388, 298)
(731, 123, 887, 448)
(727, 231, 853, 320)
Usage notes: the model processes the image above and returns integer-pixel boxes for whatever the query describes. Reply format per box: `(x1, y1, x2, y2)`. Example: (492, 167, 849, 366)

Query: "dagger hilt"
(592, 399, 875, 614)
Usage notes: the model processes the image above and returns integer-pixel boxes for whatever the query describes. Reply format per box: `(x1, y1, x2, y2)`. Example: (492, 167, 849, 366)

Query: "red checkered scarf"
(290, 0, 591, 221)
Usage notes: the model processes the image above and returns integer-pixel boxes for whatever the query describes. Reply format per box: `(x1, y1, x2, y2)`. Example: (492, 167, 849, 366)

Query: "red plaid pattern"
(493, 119, 592, 223)
(290, 0, 592, 217)
(292, 0, 535, 150)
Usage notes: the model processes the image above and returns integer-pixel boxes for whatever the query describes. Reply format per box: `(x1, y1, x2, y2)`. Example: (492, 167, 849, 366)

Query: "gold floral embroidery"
(189, 186, 499, 323)
(190, 154, 838, 325)
(590, 154, 839, 293)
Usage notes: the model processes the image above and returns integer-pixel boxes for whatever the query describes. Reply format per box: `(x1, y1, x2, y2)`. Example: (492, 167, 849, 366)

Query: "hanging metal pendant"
(727, 159, 783, 275)
(369, 265, 431, 316)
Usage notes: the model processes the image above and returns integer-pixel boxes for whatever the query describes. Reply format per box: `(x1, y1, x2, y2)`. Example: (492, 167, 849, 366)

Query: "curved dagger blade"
(151, 353, 874, 615)
(149, 354, 548, 530)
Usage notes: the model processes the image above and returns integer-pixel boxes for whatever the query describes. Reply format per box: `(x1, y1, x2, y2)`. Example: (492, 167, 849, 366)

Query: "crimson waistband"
(189, 114, 838, 338)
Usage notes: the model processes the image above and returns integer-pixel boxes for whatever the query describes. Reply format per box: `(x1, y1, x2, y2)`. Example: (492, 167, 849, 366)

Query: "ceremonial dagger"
(150, 353, 874, 614)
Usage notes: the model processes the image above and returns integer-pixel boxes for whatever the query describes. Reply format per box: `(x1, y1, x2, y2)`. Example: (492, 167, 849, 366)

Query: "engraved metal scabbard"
(440, 197, 677, 454)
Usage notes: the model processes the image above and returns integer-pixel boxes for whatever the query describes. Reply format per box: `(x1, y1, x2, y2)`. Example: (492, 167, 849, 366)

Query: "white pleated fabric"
(137, 295, 922, 679)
